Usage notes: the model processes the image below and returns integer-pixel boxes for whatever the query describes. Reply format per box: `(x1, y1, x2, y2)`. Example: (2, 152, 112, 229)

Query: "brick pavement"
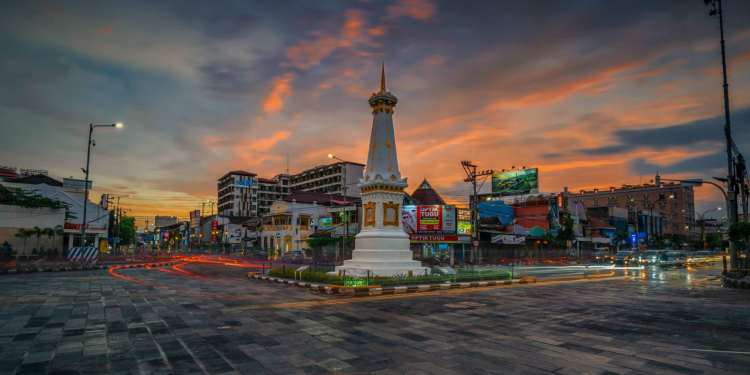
(0, 264, 748, 374)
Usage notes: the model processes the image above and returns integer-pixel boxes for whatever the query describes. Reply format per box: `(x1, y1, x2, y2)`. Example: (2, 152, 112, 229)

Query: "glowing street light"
(81, 122, 124, 247)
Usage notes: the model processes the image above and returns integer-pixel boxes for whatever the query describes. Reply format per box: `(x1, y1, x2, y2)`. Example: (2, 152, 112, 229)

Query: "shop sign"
(491, 234, 526, 245)
(410, 234, 459, 242)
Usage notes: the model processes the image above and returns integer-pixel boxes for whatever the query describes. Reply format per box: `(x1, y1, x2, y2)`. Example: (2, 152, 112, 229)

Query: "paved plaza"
(0, 263, 748, 374)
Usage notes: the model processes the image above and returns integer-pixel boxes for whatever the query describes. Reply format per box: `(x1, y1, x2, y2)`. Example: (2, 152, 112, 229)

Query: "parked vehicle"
(638, 250, 666, 266)
(614, 251, 637, 266)
(592, 250, 614, 264)
(659, 250, 687, 268)
(281, 250, 307, 263)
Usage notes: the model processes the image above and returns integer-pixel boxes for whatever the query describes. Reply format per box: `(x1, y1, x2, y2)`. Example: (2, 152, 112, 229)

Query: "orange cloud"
(387, 0, 435, 21)
(285, 10, 367, 70)
(262, 73, 294, 113)
(249, 131, 291, 152)
(368, 26, 386, 37)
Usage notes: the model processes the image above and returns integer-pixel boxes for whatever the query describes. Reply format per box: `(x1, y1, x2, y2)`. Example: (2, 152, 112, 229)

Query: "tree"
(118, 216, 136, 247)
(13, 229, 31, 258)
(729, 222, 750, 250)
(32, 226, 43, 254)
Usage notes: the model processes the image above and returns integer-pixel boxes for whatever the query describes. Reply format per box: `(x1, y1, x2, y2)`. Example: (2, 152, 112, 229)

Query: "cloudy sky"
(1, 0, 749, 220)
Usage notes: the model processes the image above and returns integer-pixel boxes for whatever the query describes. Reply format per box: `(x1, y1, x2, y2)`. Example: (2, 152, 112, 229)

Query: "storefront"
(409, 233, 472, 264)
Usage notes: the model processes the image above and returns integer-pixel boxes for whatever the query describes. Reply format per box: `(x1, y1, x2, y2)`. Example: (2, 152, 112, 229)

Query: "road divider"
(247, 271, 617, 297)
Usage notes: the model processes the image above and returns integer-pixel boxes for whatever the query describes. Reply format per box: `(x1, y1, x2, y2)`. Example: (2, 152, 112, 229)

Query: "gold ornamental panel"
(364, 202, 376, 227)
(383, 202, 400, 227)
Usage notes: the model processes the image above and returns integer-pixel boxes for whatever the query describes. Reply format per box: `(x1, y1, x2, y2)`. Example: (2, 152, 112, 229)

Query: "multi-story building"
(217, 171, 290, 218)
(218, 171, 258, 217)
(559, 173, 696, 240)
(290, 161, 364, 198)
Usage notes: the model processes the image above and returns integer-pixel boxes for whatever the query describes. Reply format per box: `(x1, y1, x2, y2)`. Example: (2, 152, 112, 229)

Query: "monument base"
(334, 229, 429, 277)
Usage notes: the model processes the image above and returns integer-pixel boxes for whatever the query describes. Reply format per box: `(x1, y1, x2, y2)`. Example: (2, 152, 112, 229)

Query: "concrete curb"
(0, 261, 180, 275)
(247, 272, 540, 296)
(722, 275, 750, 289)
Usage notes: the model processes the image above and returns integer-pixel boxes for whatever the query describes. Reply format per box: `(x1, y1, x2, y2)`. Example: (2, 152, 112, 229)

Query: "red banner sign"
(417, 205, 442, 232)
(410, 234, 459, 242)
(64, 223, 105, 230)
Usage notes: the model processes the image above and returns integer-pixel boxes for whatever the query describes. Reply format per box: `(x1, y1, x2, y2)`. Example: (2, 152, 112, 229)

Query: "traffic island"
(249, 271, 609, 297)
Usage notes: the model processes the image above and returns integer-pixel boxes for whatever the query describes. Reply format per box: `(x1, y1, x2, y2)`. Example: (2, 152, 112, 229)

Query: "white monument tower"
(335, 65, 428, 277)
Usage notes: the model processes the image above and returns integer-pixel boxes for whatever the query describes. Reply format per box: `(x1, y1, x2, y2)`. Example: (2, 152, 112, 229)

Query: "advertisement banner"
(417, 205, 442, 232)
(442, 205, 456, 233)
(491, 168, 539, 196)
(457, 221, 472, 235)
(491, 234, 526, 245)
(402, 205, 418, 234)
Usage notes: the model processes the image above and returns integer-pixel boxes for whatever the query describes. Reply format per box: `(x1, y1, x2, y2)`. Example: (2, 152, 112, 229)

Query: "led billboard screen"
(491, 168, 539, 196)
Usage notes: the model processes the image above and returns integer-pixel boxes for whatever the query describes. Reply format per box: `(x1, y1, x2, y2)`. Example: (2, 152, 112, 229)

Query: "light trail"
(228, 273, 623, 312)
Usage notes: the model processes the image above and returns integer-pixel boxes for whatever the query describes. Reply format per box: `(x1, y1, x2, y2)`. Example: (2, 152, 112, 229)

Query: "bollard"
(722, 255, 727, 275)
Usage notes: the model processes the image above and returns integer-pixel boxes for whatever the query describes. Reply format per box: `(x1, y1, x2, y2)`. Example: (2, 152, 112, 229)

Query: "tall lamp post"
(328, 153, 351, 260)
(81, 123, 123, 248)
(705, 0, 739, 269)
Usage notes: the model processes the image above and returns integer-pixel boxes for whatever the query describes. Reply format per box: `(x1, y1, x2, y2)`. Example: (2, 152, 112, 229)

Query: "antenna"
(285, 151, 290, 174)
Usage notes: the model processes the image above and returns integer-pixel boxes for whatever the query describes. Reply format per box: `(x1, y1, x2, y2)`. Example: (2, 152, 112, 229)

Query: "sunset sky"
(1, 0, 749, 222)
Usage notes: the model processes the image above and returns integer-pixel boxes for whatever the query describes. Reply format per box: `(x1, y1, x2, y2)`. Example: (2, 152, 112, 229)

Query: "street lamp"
(328, 153, 344, 163)
(81, 123, 123, 248)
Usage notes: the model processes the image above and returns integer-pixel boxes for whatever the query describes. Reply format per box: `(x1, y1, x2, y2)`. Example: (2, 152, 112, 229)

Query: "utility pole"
(705, 0, 739, 268)
(461, 161, 493, 265)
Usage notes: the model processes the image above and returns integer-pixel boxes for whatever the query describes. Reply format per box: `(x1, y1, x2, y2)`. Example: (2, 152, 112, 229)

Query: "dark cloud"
(581, 107, 750, 155)
(631, 152, 726, 175)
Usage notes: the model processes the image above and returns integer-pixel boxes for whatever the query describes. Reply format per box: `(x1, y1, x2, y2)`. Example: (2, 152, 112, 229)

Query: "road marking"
(226, 274, 624, 312)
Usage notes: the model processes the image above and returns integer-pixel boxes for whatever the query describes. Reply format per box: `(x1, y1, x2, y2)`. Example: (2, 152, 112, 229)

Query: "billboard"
(189, 210, 201, 228)
(403, 205, 456, 234)
(491, 168, 539, 196)
(418, 205, 442, 232)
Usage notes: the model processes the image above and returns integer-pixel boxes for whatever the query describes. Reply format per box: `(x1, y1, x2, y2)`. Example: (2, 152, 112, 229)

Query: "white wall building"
(1, 179, 109, 250)
(290, 162, 364, 198)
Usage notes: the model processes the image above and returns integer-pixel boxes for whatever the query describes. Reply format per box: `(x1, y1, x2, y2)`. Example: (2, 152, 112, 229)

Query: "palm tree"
(43, 228, 56, 258)
(32, 226, 43, 256)
(13, 229, 30, 259)
(53, 225, 64, 257)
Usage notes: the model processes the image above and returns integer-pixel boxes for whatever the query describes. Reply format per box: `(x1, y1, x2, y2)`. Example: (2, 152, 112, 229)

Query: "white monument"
(335, 65, 428, 277)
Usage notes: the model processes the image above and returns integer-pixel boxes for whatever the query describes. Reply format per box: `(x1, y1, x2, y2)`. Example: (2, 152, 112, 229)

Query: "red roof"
(410, 179, 446, 205)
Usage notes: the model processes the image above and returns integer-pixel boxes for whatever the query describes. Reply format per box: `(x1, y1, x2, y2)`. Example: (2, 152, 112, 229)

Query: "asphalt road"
(0, 260, 747, 374)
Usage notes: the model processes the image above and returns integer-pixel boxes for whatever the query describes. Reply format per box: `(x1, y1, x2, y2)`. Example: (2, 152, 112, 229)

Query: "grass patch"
(267, 267, 512, 287)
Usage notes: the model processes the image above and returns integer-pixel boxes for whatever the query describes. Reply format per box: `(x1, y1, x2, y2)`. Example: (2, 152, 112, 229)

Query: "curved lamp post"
(81, 123, 123, 247)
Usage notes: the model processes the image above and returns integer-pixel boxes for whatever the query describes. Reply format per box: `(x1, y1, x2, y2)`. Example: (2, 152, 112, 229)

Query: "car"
(659, 250, 687, 268)
(281, 250, 307, 263)
(638, 250, 666, 266)
(592, 250, 614, 264)
(614, 251, 637, 266)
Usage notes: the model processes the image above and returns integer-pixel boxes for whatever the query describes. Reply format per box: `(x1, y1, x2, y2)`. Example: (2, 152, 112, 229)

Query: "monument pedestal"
(335, 230, 428, 277)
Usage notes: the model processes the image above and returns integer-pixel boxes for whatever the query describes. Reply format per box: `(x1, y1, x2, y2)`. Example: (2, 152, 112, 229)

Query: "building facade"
(1, 177, 109, 250)
(290, 161, 364, 198)
(217, 171, 290, 218)
(259, 191, 355, 256)
(560, 174, 696, 240)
